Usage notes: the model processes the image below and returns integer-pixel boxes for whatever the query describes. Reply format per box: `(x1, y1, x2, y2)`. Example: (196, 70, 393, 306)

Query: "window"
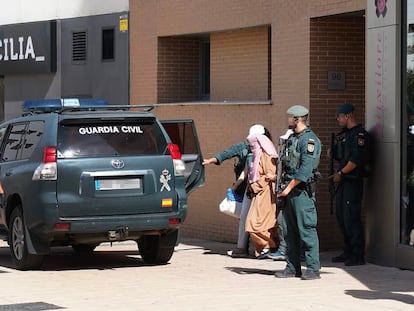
(1, 122, 44, 162)
(161, 121, 198, 154)
(21, 121, 44, 159)
(57, 120, 167, 158)
(102, 28, 115, 61)
(72, 31, 87, 62)
(2, 124, 26, 162)
(200, 40, 210, 99)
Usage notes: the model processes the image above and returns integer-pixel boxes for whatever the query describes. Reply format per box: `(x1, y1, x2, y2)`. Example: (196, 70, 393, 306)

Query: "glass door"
(402, 0, 414, 247)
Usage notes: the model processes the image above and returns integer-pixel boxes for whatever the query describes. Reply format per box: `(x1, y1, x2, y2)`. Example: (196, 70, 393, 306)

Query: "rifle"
(276, 138, 284, 207)
(328, 132, 336, 214)
(275, 130, 292, 207)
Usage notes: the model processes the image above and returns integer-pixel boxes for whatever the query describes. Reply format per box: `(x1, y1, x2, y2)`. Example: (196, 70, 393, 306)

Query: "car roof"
(22, 98, 154, 116)
(0, 99, 157, 126)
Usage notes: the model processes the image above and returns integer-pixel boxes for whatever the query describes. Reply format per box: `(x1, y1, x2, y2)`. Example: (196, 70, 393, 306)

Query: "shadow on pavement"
(345, 289, 414, 305)
(320, 252, 414, 305)
(0, 244, 150, 271)
(225, 267, 276, 276)
(181, 238, 414, 306)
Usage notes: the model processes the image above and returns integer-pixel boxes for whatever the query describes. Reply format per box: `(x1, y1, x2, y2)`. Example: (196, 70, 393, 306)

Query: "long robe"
(245, 151, 277, 239)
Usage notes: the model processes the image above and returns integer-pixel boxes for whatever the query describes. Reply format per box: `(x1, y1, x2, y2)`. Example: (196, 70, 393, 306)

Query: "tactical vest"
(334, 125, 371, 177)
(282, 128, 321, 175)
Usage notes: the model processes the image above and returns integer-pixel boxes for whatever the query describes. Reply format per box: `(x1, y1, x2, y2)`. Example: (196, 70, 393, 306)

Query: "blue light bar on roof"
(22, 98, 108, 112)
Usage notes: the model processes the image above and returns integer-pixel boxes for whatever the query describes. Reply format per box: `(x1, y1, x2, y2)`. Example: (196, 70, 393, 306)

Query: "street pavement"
(0, 238, 413, 310)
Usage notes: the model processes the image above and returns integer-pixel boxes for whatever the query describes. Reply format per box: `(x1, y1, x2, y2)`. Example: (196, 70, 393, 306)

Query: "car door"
(0, 125, 9, 233)
(160, 119, 205, 194)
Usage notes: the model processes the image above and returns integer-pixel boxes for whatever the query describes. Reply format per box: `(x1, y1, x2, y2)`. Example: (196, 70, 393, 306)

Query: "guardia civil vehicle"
(0, 99, 205, 270)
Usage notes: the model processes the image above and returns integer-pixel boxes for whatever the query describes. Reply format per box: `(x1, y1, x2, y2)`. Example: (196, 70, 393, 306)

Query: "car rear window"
(57, 120, 167, 158)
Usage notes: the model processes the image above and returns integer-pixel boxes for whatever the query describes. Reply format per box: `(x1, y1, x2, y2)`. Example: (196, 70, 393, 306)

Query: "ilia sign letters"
(0, 20, 57, 74)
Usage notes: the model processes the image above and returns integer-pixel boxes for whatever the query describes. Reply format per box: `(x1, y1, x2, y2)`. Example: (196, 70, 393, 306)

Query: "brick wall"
(152, 103, 275, 243)
(310, 16, 366, 249)
(210, 27, 269, 101)
(129, 0, 367, 250)
(158, 37, 200, 103)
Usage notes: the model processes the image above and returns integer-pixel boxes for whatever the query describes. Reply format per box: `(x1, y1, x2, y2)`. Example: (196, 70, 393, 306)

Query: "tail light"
(54, 223, 70, 231)
(167, 143, 181, 159)
(167, 143, 185, 176)
(169, 218, 181, 225)
(32, 147, 57, 180)
(43, 147, 57, 163)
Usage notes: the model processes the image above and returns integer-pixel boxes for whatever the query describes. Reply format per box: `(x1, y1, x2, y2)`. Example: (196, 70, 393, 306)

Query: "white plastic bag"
(219, 197, 242, 218)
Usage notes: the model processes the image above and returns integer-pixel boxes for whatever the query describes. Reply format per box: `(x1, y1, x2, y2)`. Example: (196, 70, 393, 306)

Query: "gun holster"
(276, 196, 286, 209)
(306, 181, 316, 198)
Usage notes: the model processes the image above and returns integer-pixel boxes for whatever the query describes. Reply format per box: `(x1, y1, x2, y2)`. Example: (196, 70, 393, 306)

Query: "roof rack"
(22, 99, 154, 115)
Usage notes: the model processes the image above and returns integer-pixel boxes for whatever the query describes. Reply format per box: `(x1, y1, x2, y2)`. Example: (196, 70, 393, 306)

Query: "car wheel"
(137, 229, 178, 265)
(72, 244, 98, 253)
(9, 207, 44, 270)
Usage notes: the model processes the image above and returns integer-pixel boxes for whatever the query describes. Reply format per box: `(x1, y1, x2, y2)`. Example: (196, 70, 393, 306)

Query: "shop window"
(102, 28, 115, 61)
(72, 31, 87, 63)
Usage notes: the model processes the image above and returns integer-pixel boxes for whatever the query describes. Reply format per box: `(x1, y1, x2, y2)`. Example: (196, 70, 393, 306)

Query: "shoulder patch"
(357, 132, 365, 147)
(307, 138, 315, 154)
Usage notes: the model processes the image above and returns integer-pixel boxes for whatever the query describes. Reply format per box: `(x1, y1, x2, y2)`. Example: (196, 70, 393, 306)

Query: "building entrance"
(309, 12, 366, 250)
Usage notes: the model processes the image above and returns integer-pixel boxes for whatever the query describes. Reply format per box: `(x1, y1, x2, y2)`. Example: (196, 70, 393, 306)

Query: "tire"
(9, 207, 44, 270)
(137, 230, 178, 265)
(72, 244, 97, 253)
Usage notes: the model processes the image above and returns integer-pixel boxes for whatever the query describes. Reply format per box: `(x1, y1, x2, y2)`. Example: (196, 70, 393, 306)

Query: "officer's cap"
(286, 105, 309, 117)
(337, 103, 355, 115)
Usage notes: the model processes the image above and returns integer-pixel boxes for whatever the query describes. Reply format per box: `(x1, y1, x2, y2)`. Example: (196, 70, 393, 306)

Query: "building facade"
(2, 0, 413, 270)
(129, 0, 414, 270)
(0, 0, 129, 120)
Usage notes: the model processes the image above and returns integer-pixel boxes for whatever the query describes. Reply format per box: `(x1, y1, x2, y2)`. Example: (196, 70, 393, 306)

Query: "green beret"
(337, 103, 355, 114)
(286, 105, 309, 117)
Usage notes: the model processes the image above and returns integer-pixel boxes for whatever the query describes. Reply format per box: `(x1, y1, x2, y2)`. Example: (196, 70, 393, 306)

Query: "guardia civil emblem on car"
(111, 159, 125, 169)
(160, 169, 171, 191)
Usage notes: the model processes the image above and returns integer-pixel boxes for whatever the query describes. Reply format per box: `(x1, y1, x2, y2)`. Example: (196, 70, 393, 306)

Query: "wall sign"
(327, 70, 346, 90)
(119, 14, 128, 32)
(0, 20, 57, 74)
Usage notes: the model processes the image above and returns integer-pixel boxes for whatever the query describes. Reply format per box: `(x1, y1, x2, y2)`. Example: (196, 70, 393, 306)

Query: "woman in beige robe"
(245, 133, 278, 258)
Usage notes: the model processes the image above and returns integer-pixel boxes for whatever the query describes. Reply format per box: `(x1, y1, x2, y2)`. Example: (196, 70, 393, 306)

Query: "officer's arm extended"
(202, 142, 247, 165)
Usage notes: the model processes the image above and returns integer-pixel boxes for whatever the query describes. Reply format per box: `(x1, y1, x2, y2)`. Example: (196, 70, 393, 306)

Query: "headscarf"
(247, 124, 265, 139)
(247, 134, 277, 183)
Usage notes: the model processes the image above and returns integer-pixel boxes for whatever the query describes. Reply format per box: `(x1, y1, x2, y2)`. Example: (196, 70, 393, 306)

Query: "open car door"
(161, 119, 205, 194)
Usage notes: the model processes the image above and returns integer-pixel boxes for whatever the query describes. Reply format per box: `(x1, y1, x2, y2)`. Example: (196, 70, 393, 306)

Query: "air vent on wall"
(72, 31, 87, 62)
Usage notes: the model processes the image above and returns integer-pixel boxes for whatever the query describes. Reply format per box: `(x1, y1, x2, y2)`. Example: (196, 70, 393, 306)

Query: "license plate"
(95, 178, 142, 190)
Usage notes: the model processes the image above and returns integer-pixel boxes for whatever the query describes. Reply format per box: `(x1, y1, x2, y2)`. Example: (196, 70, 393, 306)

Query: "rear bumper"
(21, 189, 188, 254)
(29, 209, 187, 254)
(60, 210, 187, 233)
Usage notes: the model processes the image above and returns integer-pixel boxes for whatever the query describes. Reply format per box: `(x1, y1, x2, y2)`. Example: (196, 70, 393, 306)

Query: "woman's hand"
(265, 173, 276, 182)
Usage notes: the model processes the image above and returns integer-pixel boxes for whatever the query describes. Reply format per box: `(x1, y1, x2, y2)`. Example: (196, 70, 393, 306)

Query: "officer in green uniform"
(275, 105, 322, 280)
(331, 103, 368, 266)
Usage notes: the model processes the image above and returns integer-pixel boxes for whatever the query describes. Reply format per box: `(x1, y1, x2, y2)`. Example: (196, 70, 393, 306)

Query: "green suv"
(0, 99, 205, 270)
